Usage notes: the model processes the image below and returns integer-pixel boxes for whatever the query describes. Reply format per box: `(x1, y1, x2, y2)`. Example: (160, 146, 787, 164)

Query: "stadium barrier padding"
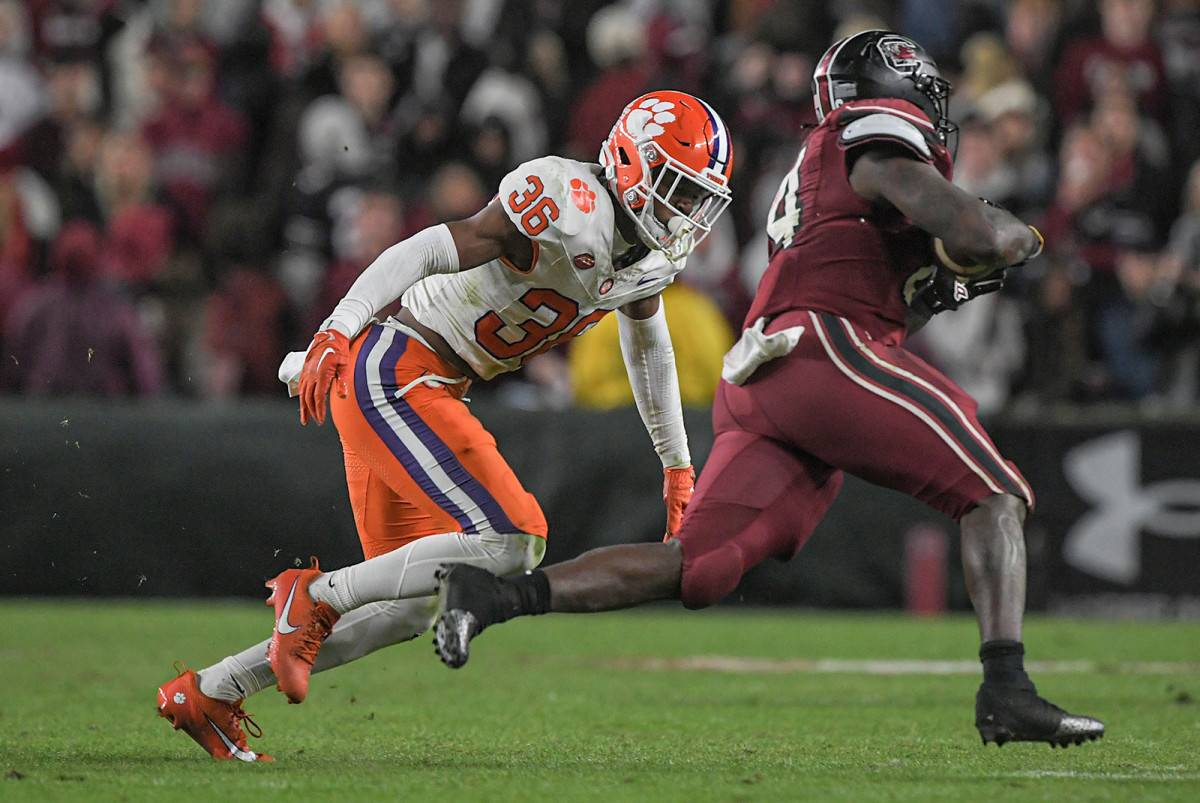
(3, 398, 1198, 615)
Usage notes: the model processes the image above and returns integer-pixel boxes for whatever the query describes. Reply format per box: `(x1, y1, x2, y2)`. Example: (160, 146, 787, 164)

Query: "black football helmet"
(812, 30, 956, 145)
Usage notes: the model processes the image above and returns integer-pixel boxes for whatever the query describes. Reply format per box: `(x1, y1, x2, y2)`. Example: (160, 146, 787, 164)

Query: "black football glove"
(904, 264, 1007, 320)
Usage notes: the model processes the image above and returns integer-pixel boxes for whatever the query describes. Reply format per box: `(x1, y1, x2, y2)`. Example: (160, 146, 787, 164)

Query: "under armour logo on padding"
(1063, 430, 1200, 584)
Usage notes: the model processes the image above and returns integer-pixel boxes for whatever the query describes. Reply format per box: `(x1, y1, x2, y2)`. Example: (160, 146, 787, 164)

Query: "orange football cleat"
(265, 557, 340, 704)
(156, 663, 273, 761)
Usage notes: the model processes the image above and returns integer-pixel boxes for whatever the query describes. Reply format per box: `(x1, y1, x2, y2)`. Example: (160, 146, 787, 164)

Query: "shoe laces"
(290, 604, 338, 667)
(230, 705, 265, 740)
(210, 699, 264, 743)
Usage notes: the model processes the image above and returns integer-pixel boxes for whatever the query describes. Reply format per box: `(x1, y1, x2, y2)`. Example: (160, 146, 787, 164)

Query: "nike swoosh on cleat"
(637, 276, 657, 285)
(204, 713, 258, 762)
(276, 578, 302, 635)
(231, 677, 247, 697)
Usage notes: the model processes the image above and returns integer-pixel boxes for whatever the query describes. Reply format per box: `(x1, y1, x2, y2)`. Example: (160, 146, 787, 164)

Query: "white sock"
(308, 532, 473, 613)
(196, 645, 272, 703)
(308, 532, 541, 615)
(196, 600, 438, 703)
(308, 570, 360, 615)
(311, 599, 437, 670)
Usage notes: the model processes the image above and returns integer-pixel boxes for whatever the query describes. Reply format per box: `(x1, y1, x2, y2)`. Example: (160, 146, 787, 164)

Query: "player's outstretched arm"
(286, 202, 526, 423)
(323, 200, 524, 342)
(616, 293, 693, 538)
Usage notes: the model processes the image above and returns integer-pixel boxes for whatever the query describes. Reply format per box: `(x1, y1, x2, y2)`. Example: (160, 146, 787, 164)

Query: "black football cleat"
(433, 564, 512, 669)
(976, 679, 1105, 747)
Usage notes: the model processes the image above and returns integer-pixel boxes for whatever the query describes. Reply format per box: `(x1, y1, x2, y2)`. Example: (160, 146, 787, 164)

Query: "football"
(932, 237, 995, 278)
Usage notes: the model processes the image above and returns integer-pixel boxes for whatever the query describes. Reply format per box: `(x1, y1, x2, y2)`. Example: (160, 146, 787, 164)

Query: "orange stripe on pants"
(330, 324, 547, 559)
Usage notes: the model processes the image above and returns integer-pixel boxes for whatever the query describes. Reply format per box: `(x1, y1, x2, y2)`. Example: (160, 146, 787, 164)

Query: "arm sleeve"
(319, 224, 460, 338)
(618, 303, 690, 469)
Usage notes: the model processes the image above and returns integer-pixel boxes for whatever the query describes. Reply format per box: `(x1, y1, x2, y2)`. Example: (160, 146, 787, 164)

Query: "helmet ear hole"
(617, 146, 632, 167)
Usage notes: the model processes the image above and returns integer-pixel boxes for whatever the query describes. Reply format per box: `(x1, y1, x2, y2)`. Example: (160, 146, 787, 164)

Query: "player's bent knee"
(484, 532, 546, 577)
(517, 532, 546, 572)
(680, 544, 746, 609)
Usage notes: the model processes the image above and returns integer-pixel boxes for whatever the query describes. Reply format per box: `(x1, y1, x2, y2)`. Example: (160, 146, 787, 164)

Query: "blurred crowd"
(2, 0, 1200, 416)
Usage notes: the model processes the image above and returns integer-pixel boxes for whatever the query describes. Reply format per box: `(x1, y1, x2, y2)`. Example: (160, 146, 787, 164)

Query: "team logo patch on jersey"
(573, 253, 595, 270)
(570, 178, 597, 213)
(877, 35, 921, 74)
(599, 278, 614, 295)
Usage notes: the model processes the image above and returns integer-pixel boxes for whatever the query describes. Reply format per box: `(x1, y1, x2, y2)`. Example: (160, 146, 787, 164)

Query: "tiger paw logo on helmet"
(569, 178, 596, 213)
(626, 98, 678, 139)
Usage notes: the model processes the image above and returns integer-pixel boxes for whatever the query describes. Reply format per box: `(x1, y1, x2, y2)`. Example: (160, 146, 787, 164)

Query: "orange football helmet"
(599, 90, 733, 260)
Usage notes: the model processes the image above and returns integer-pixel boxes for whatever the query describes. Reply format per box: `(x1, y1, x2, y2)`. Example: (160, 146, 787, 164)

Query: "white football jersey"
(400, 156, 684, 379)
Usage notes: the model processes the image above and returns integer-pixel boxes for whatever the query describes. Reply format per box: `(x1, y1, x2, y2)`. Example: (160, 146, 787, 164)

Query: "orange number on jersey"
(506, 175, 560, 236)
(507, 175, 544, 212)
(475, 288, 586, 361)
(520, 309, 608, 362)
(521, 197, 560, 236)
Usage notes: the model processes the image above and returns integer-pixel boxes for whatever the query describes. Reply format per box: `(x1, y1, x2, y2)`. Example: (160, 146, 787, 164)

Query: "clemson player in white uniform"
(156, 90, 734, 760)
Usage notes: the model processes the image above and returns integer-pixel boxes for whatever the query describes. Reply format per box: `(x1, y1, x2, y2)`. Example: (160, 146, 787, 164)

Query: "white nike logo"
(204, 712, 258, 762)
(315, 347, 336, 371)
(276, 578, 302, 635)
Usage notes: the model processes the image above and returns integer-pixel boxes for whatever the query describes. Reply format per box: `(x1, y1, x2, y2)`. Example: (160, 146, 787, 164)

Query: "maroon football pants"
(676, 310, 1032, 608)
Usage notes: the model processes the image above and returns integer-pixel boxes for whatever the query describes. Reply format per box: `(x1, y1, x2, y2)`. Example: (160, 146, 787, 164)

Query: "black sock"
(502, 569, 552, 618)
(980, 639, 1031, 685)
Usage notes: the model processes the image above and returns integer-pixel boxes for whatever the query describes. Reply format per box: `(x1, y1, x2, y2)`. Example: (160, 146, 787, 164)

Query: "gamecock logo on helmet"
(877, 35, 921, 73)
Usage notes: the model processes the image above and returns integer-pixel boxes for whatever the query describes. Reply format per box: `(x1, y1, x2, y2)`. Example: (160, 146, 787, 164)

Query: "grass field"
(1, 600, 1198, 801)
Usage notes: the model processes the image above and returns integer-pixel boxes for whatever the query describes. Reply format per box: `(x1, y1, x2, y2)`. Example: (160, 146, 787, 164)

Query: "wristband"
(1026, 225, 1044, 261)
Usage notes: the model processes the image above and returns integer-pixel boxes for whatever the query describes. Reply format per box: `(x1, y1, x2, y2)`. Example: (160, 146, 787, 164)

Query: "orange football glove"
(663, 465, 695, 540)
(298, 329, 350, 426)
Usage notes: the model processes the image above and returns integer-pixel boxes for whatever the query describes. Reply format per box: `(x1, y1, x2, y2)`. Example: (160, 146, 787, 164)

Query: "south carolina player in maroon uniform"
(432, 31, 1105, 748)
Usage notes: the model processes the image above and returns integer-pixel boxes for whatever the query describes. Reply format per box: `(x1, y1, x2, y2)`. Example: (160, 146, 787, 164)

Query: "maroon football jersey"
(748, 98, 953, 343)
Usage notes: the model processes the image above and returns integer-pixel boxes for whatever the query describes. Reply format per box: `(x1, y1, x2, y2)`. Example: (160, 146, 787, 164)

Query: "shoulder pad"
(838, 112, 931, 159)
(498, 156, 605, 240)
